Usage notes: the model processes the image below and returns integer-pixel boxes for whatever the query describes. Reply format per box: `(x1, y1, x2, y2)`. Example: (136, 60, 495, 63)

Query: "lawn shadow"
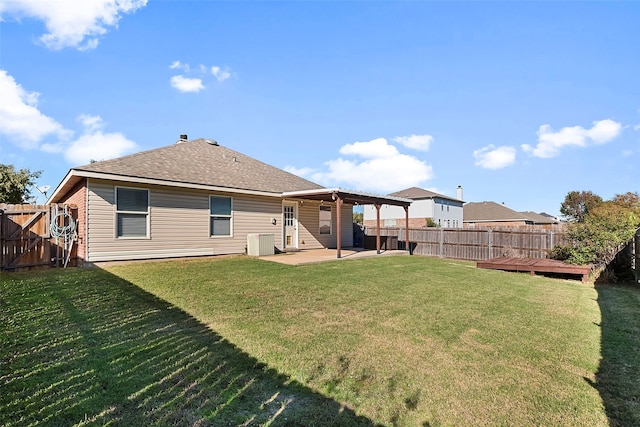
(1, 267, 379, 426)
(591, 283, 640, 426)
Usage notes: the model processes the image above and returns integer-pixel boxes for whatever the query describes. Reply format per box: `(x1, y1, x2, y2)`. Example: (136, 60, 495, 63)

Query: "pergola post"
(404, 205, 410, 254)
(335, 194, 343, 259)
(375, 203, 381, 255)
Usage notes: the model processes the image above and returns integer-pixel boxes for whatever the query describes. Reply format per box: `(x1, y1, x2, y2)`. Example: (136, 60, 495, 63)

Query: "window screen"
(210, 196, 232, 236)
(116, 187, 148, 238)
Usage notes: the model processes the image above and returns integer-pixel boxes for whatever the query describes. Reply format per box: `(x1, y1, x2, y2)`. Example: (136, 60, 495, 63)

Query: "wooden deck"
(477, 257, 592, 282)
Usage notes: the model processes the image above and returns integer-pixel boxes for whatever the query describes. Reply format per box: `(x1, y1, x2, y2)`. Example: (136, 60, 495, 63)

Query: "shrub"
(551, 193, 640, 277)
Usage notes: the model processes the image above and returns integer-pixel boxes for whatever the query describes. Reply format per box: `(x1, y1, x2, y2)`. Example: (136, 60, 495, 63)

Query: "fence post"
(633, 228, 640, 285)
(488, 229, 493, 259)
(439, 227, 444, 258)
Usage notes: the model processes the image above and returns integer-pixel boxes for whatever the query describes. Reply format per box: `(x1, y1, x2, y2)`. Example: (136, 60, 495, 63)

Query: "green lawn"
(2, 255, 638, 426)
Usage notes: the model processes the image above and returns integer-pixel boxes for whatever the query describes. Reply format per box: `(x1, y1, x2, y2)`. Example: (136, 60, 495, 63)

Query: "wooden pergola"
(282, 188, 413, 258)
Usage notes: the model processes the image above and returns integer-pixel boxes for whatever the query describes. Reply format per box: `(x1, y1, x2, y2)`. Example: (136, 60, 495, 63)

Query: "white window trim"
(115, 186, 150, 239)
(209, 195, 233, 238)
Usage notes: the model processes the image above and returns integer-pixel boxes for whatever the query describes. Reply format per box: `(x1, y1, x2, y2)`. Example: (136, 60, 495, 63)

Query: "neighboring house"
(520, 211, 562, 227)
(48, 136, 411, 263)
(363, 186, 464, 228)
(463, 202, 560, 229)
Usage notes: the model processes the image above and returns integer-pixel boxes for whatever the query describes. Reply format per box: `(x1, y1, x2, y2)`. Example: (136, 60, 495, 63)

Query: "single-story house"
(48, 136, 412, 263)
(363, 186, 464, 228)
(463, 201, 561, 229)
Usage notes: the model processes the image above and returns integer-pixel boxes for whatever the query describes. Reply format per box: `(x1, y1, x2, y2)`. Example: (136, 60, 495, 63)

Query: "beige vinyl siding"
(294, 200, 353, 249)
(86, 179, 282, 261)
(296, 201, 326, 249)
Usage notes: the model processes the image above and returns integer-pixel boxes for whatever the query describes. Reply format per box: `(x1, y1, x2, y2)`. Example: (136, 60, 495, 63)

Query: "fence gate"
(0, 204, 52, 270)
(1, 204, 78, 271)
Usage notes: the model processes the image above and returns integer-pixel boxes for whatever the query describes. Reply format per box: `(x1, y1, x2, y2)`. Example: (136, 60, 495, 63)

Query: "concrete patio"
(256, 248, 409, 266)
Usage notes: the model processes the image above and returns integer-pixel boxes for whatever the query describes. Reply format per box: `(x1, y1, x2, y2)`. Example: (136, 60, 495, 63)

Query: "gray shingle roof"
(463, 201, 528, 222)
(74, 138, 323, 194)
(389, 186, 462, 202)
(519, 211, 559, 224)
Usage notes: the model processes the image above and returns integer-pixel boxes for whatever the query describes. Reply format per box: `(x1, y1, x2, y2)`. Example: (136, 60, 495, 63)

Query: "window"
(284, 205, 294, 227)
(319, 205, 332, 235)
(210, 196, 232, 237)
(116, 187, 149, 238)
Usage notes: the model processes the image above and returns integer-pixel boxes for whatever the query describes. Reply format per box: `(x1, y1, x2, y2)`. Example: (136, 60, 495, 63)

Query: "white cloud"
(169, 60, 182, 70)
(339, 137, 399, 159)
(169, 62, 232, 92)
(586, 119, 622, 143)
(64, 114, 137, 164)
(309, 138, 433, 193)
(78, 113, 103, 132)
(522, 119, 622, 158)
(211, 66, 231, 82)
(0, 69, 70, 148)
(284, 166, 316, 177)
(392, 134, 433, 151)
(170, 75, 204, 93)
(633, 124, 640, 131)
(473, 145, 516, 169)
(0, 0, 148, 50)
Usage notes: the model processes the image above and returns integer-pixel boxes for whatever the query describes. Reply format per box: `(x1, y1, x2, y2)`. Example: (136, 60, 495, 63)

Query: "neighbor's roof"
(49, 138, 323, 202)
(463, 201, 530, 222)
(519, 211, 559, 224)
(389, 186, 463, 203)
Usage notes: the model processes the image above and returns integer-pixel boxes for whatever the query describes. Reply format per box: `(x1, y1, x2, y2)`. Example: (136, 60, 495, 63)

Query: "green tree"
(0, 164, 42, 204)
(611, 191, 640, 211)
(425, 218, 439, 227)
(353, 212, 363, 224)
(563, 201, 639, 266)
(560, 190, 603, 223)
(551, 191, 640, 281)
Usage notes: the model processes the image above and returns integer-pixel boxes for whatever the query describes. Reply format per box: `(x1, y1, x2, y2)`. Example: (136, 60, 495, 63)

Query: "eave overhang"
(47, 169, 283, 204)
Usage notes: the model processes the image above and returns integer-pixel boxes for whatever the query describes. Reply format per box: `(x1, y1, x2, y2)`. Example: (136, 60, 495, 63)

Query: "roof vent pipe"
(457, 185, 463, 201)
(180, 134, 188, 140)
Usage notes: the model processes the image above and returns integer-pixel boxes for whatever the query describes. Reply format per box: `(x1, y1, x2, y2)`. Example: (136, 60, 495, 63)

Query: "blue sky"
(1, 1, 638, 215)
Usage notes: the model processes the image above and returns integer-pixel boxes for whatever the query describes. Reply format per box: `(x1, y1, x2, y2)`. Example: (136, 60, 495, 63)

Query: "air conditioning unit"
(247, 233, 275, 256)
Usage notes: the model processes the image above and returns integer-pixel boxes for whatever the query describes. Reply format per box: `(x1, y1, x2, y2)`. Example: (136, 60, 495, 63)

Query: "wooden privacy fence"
(363, 226, 570, 261)
(0, 204, 77, 271)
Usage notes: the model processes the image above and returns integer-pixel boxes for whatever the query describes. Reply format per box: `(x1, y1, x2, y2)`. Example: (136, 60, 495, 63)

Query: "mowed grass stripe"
(102, 256, 604, 426)
(3, 255, 636, 426)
